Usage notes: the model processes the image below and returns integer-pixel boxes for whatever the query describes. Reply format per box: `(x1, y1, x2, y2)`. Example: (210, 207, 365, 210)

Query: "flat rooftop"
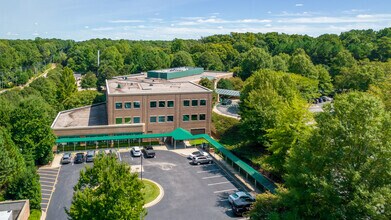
(106, 78, 211, 95)
(52, 103, 108, 129)
(169, 71, 233, 83)
(150, 67, 193, 73)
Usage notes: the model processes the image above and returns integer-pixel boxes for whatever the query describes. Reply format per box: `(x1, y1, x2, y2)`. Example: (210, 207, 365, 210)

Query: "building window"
(192, 100, 198, 106)
(191, 114, 198, 121)
(167, 115, 174, 122)
(134, 101, 140, 109)
(200, 99, 207, 106)
(124, 102, 131, 109)
(115, 117, 122, 124)
(183, 115, 189, 121)
(159, 101, 166, 108)
(150, 101, 157, 108)
(133, 117, 141, 123)
(124, 117, 131, 123)
(158, 115, 165, 123)
(183, 100, 190, 107)
(115, 102, 122, 109)
(150, 116, 157, 123)
(167, 101, 174, 108)
(199, 114, 206, 120)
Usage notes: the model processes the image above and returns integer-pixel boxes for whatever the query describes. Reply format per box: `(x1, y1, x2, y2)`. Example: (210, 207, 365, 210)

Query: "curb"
(143, 179, 164, 208)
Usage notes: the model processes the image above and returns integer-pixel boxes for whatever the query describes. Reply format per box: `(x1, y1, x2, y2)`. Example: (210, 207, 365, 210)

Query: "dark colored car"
(61, 153, 72, 164)
(74, 153, 85, 164)
(142, 146, 156, 158)
(232, 197, 254, 216)
(221, 99, 232, 105)
(86, 150, 95, 162)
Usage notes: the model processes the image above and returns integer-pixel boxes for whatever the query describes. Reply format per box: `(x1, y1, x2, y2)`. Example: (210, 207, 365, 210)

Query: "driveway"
(46, 149, 245, 220)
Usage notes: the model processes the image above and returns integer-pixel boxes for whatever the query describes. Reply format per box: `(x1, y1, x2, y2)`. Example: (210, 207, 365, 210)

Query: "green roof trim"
(55, 127, 276, 193)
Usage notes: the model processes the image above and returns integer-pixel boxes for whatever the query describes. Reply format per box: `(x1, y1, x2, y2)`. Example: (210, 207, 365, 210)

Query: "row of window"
(115, 99, 208, 110)
(115, 101, 140, 109)
(115, 113, 207, 124)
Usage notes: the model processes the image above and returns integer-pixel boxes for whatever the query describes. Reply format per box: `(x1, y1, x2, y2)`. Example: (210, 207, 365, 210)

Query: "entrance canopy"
(215, 88, 240, 97)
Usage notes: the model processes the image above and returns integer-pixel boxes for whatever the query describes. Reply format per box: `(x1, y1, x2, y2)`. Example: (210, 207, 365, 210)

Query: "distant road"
(0, 63, 56, 94)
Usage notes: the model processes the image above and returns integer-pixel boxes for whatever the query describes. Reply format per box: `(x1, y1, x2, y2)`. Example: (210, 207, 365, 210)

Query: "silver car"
(61, 153, 72, 164)
(191, 155, 213, 165)
(228, 191, 255, 205)
(86, 150, 95, 162)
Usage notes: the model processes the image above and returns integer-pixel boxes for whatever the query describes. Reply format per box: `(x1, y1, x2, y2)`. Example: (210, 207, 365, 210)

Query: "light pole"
(140, 152, 143, 180)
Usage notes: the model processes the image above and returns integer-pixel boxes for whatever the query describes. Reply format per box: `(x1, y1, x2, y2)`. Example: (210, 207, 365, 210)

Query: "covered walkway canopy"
(55, 127, 276, 193)
(215, 88, 240, 97)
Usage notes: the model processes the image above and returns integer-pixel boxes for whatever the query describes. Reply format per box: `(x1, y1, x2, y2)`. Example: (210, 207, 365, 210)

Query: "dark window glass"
(200, 100, 207, 106)
(115, 102, 122, 109)
(159, 101, 165, 108)
(167, 116, 174, 122)
(191, 114, 198, 121)
(158, 116, 165, 122)
(124, 102, 131, 109)
(199, 114, 206, 120)
(150, 116, 157, 123)
(150, 101, 157, 108)
(115, 118, 122, 124)
(124, 117, 131, 123)
(167, 101, 174, 107)
(192, 100, 198, 106)
(183, 100, 190, 107)
(134, 102, 140, 108)
(133, 117, 140, 123)
(183, 115, 189, 121)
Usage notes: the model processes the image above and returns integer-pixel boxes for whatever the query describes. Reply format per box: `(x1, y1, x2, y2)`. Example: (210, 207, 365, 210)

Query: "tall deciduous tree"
(67, 155, 146, 220)
(81, 72, 98, 89)
(171, 51, 194, 67)
(239, 48, 273, 79)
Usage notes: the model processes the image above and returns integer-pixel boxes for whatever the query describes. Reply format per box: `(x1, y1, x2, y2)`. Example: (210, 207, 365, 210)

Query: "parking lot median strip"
(213, 188, 237, 194)
(202, 175, 224, 179)
(197, 169, 220, 173)
(207, 181, 230, 186)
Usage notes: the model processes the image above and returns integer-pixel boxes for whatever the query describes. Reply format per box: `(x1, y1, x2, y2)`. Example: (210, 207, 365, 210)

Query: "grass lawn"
(189, 139, 207, 146)
(141, 179, 160, 204)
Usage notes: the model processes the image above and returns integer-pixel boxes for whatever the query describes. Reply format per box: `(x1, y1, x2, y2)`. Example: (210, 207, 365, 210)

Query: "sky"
(1, 0, 391, 41)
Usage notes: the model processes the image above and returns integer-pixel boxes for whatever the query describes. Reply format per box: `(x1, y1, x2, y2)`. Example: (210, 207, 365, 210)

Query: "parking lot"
(46, 148, 248, 220)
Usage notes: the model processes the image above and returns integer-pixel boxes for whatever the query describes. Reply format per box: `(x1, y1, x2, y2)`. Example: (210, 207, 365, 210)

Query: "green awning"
(169, 127, 194, 140)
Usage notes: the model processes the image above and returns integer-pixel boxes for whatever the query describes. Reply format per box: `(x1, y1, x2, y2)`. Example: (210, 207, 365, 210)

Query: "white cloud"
(278, 14, 391, 24)
(295, 3, 304, 7)
(84, 26, 89, 29)
(32, 33, 39, 36)
(109, 19, 144, 23)
(92, 27, 115, 31)
(6, 32, 19, 36)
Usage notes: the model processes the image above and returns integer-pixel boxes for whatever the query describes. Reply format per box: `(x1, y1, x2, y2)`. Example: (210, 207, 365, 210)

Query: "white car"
(228, 191, 255, 205)
(188, 150, 209, 159)
(131, 147, 142, 157)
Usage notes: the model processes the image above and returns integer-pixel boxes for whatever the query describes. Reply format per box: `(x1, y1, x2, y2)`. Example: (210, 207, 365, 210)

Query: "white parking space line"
(208, 181, 230, 186)
(39, 180, 55, 184)
(190, 164, 215, 168)
(219, 199, 228, 202)
(42, 193, 52, 196)
(213, 188, 237, 194)
(41, 184, 53, 188)
(202, 175, 224, 179)
(118, 152, 122, 161)
(197, 169, 220, 173)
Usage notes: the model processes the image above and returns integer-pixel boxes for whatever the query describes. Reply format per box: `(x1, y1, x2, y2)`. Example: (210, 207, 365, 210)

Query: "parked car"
(86, 150, 95, 162)
(232, 197, 255, 216)
(109, 149, 118, 158)
(188, 150, 209, 159)
(61, 153, 72, 164)
(221, 99, 232, 105)
(131, 147, 142, 157)
(74, 153, 85, 164)
(142, 146, 156, 158)
(191, 155, 213, 165)
(228, 191, 255, 205)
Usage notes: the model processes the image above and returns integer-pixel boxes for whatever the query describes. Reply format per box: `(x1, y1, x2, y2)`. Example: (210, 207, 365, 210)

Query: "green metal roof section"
(55, 127, 276, 193)
(215, 88, 240, 97)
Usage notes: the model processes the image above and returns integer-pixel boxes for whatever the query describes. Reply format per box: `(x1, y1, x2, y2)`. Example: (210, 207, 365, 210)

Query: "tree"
(217, 78, 234, 90)
(171, 51, 194, 67)
(10, 95, 56, 164)
(239, 48, 273, 79)
(289, 49, 318, 79)
(197, 51, 224, 71)
(81, 72, 98, 89)
(253, 92, 391, 219)
(67, 155, 146, 220)
(97, 65, 117, 89)
(0, 127, 25, 195)
(198, 77, 214, 90)
(63, 90, 105, 109)
(57, 67, 77, 102)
